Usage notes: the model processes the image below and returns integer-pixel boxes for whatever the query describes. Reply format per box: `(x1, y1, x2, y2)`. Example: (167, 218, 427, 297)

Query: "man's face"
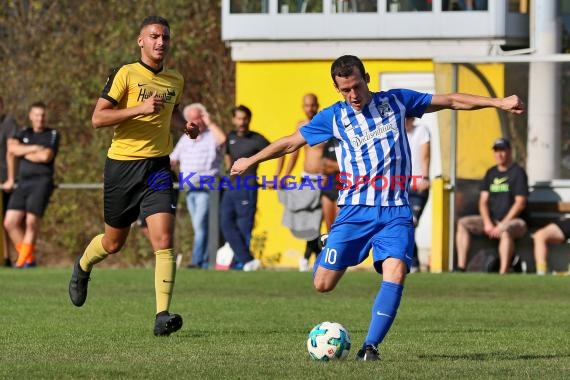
(333, 66, 371, 112)
(232, 110, 250, 133)
(185, 108, 206, 131)
(138, 23, 170, 65)
(493, 148, 512, 166)
(29, 106, 46, 130)
(302, 96, 319, 120)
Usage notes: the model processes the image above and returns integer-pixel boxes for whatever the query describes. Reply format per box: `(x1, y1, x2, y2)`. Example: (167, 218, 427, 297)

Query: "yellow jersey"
(101, 60, 183, 160)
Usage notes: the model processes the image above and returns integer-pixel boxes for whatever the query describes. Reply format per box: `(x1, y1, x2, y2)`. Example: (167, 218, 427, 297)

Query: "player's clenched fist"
(501, 95, 525, 114)
(141, 91, 164, 115)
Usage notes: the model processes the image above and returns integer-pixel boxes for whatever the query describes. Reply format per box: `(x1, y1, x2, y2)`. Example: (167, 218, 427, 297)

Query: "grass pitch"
(1, 268, 569, 379)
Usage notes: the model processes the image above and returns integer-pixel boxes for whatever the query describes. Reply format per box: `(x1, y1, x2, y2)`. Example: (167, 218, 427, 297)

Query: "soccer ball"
(307, 321, 351, 361)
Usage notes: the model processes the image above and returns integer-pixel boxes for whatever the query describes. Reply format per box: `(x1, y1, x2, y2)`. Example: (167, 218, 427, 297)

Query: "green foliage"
(0, 1, 234, 262)
(0, 271, 569, 378)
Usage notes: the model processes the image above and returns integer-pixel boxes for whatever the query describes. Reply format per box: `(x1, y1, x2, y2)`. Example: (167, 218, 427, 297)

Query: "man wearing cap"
(455, 137, 529, 274)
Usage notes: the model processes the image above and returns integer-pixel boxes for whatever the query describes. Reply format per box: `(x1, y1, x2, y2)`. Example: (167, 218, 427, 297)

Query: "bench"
(463, 182, 570, 273)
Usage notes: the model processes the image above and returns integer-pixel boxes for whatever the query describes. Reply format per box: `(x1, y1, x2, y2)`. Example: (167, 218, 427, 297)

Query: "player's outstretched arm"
(427, 94, 524, 114)
(230, 130, 307, 176)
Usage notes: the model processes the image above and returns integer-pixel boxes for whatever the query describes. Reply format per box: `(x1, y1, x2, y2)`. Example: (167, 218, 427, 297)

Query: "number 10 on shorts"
(324, 248, 337, 265)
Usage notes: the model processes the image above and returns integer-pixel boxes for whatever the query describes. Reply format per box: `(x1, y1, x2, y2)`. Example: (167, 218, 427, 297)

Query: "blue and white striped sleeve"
(299, 107, 334, 146)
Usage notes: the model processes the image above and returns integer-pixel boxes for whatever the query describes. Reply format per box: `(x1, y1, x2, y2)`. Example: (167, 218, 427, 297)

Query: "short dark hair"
(331, 55, 366, 84)
(140, 16, 170, 33)
(29, 101, 46, 111)
(232, 104, 252, 119)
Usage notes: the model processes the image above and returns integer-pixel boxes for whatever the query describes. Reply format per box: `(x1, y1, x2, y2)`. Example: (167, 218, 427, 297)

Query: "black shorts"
(555, 219, 570, 239)
(7, 177, 54, 217)
(104, 156, 176, 229)
(136, 186, 180, 229)
(321, 183, 340, 202)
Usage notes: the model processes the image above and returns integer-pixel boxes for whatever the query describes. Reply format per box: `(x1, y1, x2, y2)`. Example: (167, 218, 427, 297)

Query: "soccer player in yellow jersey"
(68, 15, 198, 337)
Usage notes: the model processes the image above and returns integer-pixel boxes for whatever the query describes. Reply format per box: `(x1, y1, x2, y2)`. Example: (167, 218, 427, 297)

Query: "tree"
(0, 0, 235, 264)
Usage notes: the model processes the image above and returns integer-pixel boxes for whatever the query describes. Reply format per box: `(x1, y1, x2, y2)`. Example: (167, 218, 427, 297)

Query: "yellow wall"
(457, 64, 505, 179)
(436, 63, 505, 180)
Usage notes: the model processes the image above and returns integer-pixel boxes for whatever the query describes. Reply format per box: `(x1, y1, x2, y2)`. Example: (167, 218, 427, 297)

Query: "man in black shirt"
(455, 138, 528, 274)
(0, 96, 19, 266)
(221, 105, 269, 271)
(4, 102, 59, 268)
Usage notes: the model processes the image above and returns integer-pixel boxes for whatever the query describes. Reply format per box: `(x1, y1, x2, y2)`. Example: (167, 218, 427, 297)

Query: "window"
(508, 0, 529, 13)
(442, 0, 488, 11)
(563, 0, 570, 53)
(230, 0, 269, 13)
(278, 0, 323, 13)
(331, 0, 377, 13)
(387, 0, 433, 12)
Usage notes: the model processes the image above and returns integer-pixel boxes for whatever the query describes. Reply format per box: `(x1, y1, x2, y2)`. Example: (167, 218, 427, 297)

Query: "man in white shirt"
(171, 103, 226, 269)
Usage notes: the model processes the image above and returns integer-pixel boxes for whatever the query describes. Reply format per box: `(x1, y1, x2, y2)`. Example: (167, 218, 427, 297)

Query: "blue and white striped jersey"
(300, 89, 432, 206)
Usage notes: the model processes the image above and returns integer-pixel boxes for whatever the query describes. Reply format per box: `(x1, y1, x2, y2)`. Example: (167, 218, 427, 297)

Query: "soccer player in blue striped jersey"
(231, 55, 524, 360)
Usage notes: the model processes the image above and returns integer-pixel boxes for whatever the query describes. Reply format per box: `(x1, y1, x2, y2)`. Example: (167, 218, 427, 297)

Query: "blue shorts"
(317, 205, 414, 273)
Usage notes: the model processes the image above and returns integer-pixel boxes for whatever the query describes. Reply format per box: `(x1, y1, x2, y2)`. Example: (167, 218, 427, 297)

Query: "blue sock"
(364, 281, 404, 347)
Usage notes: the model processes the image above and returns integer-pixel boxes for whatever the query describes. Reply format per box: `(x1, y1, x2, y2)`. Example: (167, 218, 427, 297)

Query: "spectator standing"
(455, 138, 529, 274)
(221, 105, 269, 271)
(171, 103, 226, 269)
(0, 96, 19, 267)
(405, 117, 431, 272)
(274, 93, 324, 272)
(4, 101, 59, 268)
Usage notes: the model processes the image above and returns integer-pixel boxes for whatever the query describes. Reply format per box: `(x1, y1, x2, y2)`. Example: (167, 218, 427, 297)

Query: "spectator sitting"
(532, 220, 570, 275)
(455, 138, 529, 274)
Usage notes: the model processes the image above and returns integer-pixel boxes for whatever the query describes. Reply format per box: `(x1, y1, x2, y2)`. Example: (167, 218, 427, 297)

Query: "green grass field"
(1, 269, 569, 379)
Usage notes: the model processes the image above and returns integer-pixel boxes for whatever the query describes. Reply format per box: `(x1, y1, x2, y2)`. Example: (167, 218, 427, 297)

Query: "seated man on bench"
(455, 138, 529, 274)
(532, 219, 570, 275)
